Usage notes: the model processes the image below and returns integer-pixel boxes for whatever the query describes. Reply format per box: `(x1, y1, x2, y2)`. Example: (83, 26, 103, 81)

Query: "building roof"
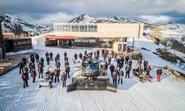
(45, 35, 74, 40)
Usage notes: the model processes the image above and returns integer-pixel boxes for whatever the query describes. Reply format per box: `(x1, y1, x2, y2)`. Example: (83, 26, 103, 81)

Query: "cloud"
(29, 12, 77, 25)
(139, 15, 171, 24)
(0, 0, 185, 24)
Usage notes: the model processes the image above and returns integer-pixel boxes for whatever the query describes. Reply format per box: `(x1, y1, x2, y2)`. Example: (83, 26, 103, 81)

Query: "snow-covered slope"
(160, 23, 185, 40)
(0, 42, 185, 111)
(69, 14, 137, 23)
(1, 14, 53, 36)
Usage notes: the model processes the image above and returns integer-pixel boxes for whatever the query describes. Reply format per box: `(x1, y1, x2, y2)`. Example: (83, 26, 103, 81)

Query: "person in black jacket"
(46, 56, 50, 65)
(50, 52, 53, 60)
(45, 52, 49, 60)
(35, 53, 39, 63)
(65, 65, 70, 78)
(31, 68, 36, 83)
(22, 57, 27, 65)
(109, 64, 115, 75)
(79, 53, 83, 59)
(18, 60, 24, 74)
(125, 64, 130, 78)
(128, 57, 132, 69)
(38, 62, 43, 78)
(22, 71, 29, 88)
(23, 66, 29, 80)
(30, 54, 35, 63)
(64, 52, 67, 58)
(40, 57, 44, 67)
(74, 53, 78, 60)
(125, 56, 129, 64)
(84, 50, 87, 56)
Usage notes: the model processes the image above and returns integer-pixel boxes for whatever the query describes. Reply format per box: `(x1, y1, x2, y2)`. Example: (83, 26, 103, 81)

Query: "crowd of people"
(18, 49, 163, 88)
(18, 51, 71, 88)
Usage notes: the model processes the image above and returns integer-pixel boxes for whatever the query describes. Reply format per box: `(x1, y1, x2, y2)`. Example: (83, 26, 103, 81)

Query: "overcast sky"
(0, 0, 185, 24)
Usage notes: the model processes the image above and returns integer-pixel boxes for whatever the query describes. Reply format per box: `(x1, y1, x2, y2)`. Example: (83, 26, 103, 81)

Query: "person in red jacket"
(157, 67, 162, 82)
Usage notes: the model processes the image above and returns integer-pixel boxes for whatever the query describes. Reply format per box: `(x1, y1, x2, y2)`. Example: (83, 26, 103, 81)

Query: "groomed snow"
(0, 37, 185, 111)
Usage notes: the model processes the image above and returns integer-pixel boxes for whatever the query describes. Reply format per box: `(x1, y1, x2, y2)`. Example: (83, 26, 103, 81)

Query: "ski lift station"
(45, 23, 144, 54)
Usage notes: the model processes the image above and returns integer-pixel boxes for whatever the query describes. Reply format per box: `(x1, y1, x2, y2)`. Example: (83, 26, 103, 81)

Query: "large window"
(55, 24, 97, 32)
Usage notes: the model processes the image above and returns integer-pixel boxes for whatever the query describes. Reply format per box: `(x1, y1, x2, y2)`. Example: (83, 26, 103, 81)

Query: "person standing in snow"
(100, 65, 104, 76)
(38, 62, 43, 78)
(64, 52, 67, 59)
(79, 53, 83, 59)
(22, 57, 27, 65)
(35, 53, 39, 63)
(61, 72, 67, 87)
(112, 68, 117, 87)
(64, 56, 68, 62)
(31, 68, 36, 83)
(40, 57, 44, 67)
(46, 56, 50, 65)
(156, 67, 162, 82)
(55, 60, 61, 68)
(64, 60, 69, 67)
(22, 70, 29, 88)
(101, 49, 105, 57)
(128, 57, 132, 69)
(74, 53, 78, 60)
(50, 52, 53, 60)
(125, 56, 129, 64)
(18, 60, 24, 74)
(104, 62, 108, 71)
(118, 68, 124, 84)
(65, 65, 70, 79)
(125, 64, 130, 78)
(143, 61, 148, 73)
(30, 54, 35, 63)
(97, 50, 100, 57)
(55, 53, 60, 63)
(136, 59, 142, 72)
(109, 64, 115, 75)
(45, 52, 49, 60)
(84, 50, 87, 56)
(28, 62, 35, 73)
(108, 56, 112, 65)
(47, 65, 54, 82)
(23, 66, 29, 80)
(54, 67, 60, 82)
(146, 65, 151, 79)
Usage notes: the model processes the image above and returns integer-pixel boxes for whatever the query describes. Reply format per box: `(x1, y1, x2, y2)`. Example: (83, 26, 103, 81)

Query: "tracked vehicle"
(67, 57, 117, 92)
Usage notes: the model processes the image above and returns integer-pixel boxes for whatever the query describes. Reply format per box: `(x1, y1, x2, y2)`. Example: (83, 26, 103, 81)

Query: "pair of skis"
(139, 78, 153, 83)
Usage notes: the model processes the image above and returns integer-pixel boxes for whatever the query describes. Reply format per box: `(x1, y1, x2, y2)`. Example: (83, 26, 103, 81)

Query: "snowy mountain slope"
(69, 14, 137, 23)
(1, 14, 52, 36)
(160, 23, 185, 44)
(128, 37, 185, 74)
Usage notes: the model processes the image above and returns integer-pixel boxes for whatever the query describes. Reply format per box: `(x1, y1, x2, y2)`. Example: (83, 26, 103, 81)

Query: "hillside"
(1, 14, 53, 36)
(69, 14, 138, 23)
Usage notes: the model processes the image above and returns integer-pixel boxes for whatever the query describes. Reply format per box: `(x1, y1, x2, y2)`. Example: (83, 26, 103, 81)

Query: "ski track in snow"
(1, 38, 185, 111)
